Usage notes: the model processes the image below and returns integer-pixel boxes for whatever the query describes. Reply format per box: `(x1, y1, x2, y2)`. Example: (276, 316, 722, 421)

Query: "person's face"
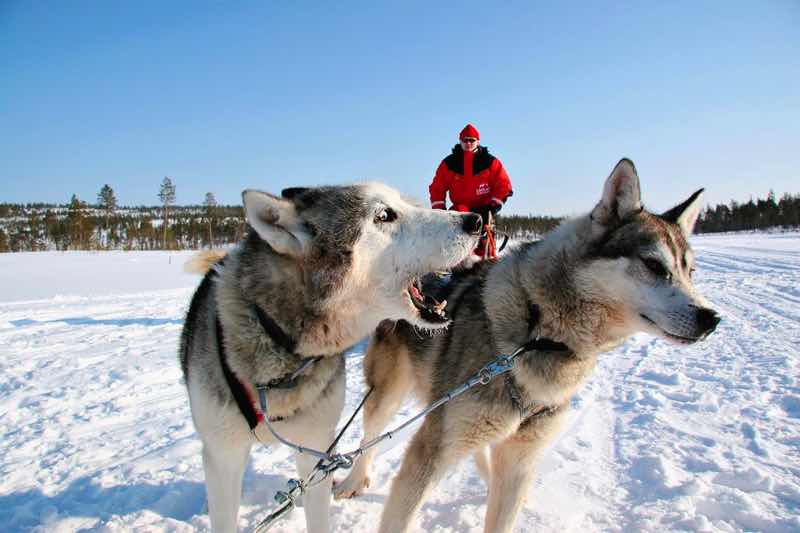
(460, 137, 479, 151)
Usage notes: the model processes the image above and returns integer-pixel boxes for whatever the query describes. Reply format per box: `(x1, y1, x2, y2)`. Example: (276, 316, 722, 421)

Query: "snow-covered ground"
(1, 234, 798, 532)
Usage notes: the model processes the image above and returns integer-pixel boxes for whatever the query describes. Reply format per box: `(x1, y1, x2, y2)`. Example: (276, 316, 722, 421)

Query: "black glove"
(471, 205, 492, 225)
(471, 202, 502, 225)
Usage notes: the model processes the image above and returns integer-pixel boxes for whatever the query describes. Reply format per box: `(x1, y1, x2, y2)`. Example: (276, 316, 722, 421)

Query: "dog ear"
(662, 188, 704, 236)
(591, 158, 642, 225)
(242, 189, 312, 258)
(281, 187, 308, 201)
(282, 187, 323, 211)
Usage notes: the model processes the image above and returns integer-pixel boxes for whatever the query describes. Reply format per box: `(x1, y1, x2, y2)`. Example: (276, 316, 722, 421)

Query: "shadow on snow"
(0, 476, 205, 531)
(10, 317, 183, 328)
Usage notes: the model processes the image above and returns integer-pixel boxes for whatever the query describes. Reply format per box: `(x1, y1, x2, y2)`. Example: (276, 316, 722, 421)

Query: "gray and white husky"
(180, 182, 482, 532)
(334, 159, 721, 533)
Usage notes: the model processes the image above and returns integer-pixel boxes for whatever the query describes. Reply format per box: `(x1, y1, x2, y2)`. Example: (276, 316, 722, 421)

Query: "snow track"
(1, 235, 798, 532)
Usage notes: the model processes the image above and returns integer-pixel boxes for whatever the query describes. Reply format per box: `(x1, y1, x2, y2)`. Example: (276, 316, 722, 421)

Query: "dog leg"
(279, 416, 337, 533)
(282, 373, 345, 533)
(334, 370, 413, 499)
(295, 441, 335, 533)
(202, 437, 252, 533)
(473, 445, 492, 486)
(483, 417, 562, 533)
(378, 413, 465, 533)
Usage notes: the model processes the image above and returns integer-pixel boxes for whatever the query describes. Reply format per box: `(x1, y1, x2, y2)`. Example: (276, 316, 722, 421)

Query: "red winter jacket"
(429, 145, 512, 211)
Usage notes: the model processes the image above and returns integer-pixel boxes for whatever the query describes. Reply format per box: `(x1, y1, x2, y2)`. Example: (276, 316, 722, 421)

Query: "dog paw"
(332, 474, 370, 499)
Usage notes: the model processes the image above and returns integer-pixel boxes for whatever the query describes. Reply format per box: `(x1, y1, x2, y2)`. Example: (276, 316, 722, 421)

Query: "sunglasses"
(461, 138, 478, 143)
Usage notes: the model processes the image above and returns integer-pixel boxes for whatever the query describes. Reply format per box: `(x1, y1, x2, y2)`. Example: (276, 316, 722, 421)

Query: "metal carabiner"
(254, 478, 304, 532)
(478, 367, 494, 385)
(327, 454, 353, 472)
(253, 498, 295, 533)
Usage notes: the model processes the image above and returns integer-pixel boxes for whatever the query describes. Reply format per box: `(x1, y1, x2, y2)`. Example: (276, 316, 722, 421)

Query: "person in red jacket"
(429, 123, 512, 256)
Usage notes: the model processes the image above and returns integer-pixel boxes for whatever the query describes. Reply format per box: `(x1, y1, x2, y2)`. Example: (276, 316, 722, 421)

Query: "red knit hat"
(459, 123, 480, 141)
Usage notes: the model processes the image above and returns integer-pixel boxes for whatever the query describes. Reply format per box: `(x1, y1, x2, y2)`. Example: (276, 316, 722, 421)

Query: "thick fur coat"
(335, 160, 720, 533)
(181, 182, 481, 533)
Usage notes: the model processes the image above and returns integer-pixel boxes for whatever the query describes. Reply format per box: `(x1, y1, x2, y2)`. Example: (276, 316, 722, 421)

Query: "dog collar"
(523, 303, 571, 353)
(502, 302, 572, 420)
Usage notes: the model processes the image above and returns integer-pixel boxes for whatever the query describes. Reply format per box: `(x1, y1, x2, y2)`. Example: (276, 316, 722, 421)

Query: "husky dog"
(180, 182, 482, 533)
(334, 159, 721, 533)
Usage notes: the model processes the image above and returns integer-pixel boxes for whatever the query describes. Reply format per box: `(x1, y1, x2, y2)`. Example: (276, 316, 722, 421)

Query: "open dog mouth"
(639, 314, 698, 344)
(407, 277, 448, 324)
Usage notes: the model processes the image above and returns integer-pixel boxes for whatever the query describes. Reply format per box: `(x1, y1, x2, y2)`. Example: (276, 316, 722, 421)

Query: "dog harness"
(215, 314, 322, 429)
(505, 302, 572, 421)
(432, 270, 572, 422)
(209, 264, 323, 430)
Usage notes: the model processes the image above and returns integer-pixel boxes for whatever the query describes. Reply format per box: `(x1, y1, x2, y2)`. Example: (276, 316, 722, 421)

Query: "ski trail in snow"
(603, 240, 800, 532)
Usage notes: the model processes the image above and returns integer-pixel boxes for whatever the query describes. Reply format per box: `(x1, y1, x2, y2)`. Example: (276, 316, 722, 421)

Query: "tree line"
(695, 190, 800, 233)
(496, 189, 800, 238)
(0, 178, 245, 252)
(1, 182, 798, 253)
(495, 214, 563, 240)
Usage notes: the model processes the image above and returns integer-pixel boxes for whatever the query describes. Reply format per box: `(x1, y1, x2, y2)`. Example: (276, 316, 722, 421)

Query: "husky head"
(579, 158, 720, 345)
(242, 182, 481, 331)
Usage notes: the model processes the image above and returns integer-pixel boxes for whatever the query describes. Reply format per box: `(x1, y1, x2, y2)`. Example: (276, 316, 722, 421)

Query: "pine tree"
(67, 194, 87, 249)
(0, 228, 9, 252)
(44, 209, 64, 250)
(764, 190, 778, 228)
(158, 177, 176, 249)
(779, 193, 798, 227)
(27, 210, 43, 251)
(203, 192, 217, 248)
(97, 184, 117, 246)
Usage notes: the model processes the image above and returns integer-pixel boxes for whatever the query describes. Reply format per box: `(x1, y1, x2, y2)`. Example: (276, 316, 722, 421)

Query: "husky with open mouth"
(180, 182, 481, 533)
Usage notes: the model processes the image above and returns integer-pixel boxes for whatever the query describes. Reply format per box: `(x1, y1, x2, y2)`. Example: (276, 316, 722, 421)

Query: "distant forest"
(694, 190, 800, 234)
(0, 179, 245, 252)
(0, 180, 798, 253)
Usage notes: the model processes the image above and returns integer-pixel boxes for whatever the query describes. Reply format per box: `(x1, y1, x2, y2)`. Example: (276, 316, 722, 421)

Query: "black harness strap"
(216, 315, 262, 430)
(436, 273, 570, 421)
(504, 373, 563, 421)
(208, 261, 262, 430)
(253, 304, 297, 354)
(210, 264, 321, 430)
(521, 303, 571, 353)
(504, 302, 572, 420)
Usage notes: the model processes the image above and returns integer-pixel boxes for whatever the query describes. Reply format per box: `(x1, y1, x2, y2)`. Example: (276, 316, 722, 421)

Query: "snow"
(0, 251, 199, 303)
(1, 234, 799, 532)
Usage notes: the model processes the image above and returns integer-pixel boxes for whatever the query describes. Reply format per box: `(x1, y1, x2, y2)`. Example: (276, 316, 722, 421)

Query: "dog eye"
(641, 257, 669, 278)
(375, 208, 397, 224)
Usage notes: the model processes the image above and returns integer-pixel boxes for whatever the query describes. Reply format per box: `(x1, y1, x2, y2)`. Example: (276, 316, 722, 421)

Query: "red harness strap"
(239, 379, 266, 424)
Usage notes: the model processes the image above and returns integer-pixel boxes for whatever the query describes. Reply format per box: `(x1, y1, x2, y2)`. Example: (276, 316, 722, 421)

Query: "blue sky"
(1, 1, 798, 216)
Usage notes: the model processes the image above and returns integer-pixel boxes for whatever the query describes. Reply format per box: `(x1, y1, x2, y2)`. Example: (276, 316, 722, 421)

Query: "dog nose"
(696, 307, 721, 333)
(462, 213, 483, 235)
